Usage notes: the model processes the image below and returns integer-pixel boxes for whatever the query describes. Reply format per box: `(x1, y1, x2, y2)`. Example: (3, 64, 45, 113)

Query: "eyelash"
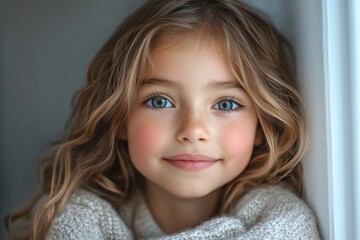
(142, 93, 244, 112)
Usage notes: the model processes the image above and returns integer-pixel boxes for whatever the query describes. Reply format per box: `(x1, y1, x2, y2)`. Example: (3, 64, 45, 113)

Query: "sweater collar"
(123, 190, 164, 239)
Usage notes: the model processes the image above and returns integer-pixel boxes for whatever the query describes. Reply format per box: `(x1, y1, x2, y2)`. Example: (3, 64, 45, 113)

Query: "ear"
(254, 126, 263, 147)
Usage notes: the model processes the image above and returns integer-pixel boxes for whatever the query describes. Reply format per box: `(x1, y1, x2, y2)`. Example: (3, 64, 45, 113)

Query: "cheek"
(220, 121, 256, 159)
(128, 117, 166, 156)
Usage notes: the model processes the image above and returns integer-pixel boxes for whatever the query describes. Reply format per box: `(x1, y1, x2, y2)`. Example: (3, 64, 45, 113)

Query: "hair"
(5, 0, 309, 239)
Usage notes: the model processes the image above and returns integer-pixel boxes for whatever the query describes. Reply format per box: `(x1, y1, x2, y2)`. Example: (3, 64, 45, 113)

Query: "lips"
(163, 154, 219, 171)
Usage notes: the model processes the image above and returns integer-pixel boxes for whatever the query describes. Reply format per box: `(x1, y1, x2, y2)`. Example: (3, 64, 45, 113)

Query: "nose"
(175, 109, 210, 143)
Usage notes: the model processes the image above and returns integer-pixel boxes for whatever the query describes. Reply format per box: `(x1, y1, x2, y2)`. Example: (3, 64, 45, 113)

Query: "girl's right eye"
(144, 95, 174, 109)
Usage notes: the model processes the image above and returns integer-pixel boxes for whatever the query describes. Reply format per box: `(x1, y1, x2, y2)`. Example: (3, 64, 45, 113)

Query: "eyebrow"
(141, 77, 181, 88)
(141, 77, 243, 90)
(207, 80, 243, 90)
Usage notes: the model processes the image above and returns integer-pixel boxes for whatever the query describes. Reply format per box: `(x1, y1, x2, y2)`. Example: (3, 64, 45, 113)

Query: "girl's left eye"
(212, 99, 241, 111)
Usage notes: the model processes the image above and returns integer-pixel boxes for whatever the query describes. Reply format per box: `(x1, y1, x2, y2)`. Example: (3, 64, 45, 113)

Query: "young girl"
(6, 0, 320, 239)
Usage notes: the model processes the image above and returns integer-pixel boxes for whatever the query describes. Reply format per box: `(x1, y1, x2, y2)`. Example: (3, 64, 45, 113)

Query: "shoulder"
(233, 184, 320, 239)
(235, 184, 309, 215)
(46, 189, 132, 240)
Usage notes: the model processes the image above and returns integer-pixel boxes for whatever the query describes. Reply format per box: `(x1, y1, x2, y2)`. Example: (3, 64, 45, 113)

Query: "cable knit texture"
(46, 184, 320, 239)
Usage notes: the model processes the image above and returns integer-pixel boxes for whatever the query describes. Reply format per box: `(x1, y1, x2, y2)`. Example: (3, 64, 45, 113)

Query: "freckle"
(180, 107, 207, 128)
(181, 107, 192, 122)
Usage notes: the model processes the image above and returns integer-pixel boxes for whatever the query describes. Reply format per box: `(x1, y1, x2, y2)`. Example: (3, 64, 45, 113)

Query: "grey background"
(0, 0, 328, 239)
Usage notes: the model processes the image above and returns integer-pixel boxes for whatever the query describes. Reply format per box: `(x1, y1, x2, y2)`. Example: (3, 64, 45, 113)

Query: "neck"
(144, 181, 220, 234)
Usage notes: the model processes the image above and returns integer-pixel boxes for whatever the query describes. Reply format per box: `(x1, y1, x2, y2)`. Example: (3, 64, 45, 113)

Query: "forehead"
(138, 33, 248, 98)
(145, 31, 231, 77)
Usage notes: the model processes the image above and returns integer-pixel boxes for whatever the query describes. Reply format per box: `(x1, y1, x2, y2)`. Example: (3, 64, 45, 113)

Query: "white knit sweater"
(46, 184, 320, 239)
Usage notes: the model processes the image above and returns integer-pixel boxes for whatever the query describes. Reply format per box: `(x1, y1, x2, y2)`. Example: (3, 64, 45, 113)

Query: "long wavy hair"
(5, 0, 309, 239)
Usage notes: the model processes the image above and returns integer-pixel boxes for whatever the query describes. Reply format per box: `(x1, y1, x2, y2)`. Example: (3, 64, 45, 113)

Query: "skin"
(125, 35, 260, 234)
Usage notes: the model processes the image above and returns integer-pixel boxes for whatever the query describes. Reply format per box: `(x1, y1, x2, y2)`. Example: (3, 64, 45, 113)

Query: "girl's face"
(126, 36, 259, 200)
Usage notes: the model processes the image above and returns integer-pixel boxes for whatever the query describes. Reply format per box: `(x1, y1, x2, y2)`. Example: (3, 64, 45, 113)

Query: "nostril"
(198, 137, 207, 142)
(178, 129, 209, 143)
(182, 136, 205, 142)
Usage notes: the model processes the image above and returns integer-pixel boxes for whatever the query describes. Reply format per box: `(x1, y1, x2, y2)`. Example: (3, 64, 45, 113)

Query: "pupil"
(222, 102, 229, 109)
(155, 99, 164, 107)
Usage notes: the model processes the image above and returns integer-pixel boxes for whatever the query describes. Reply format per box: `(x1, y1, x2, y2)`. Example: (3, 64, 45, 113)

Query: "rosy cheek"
(220, 123, 256, 160)
(129, 122, 162, 152)
(128, 116, 166, 170)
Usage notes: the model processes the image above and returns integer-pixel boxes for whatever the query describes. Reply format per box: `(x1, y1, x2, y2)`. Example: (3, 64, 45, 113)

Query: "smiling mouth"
(163, 154, 220, 171)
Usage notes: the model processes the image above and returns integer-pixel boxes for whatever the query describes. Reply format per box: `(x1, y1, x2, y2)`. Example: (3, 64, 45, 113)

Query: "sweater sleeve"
(233, 185, 321, 240)
(45, 190, 132, 240)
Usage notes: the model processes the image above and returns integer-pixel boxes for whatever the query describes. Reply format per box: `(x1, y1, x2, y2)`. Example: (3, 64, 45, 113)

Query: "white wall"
(325, 0, 360, 239)
(352, 1, 360, 237)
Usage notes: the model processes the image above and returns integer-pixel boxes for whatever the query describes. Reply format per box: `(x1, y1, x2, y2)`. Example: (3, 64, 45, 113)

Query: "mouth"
(163, 153, 220, 171)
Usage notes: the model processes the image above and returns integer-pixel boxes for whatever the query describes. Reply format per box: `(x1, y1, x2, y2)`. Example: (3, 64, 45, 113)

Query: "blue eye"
(144, 96, 174, 108)
(213, 99, 241, 111)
